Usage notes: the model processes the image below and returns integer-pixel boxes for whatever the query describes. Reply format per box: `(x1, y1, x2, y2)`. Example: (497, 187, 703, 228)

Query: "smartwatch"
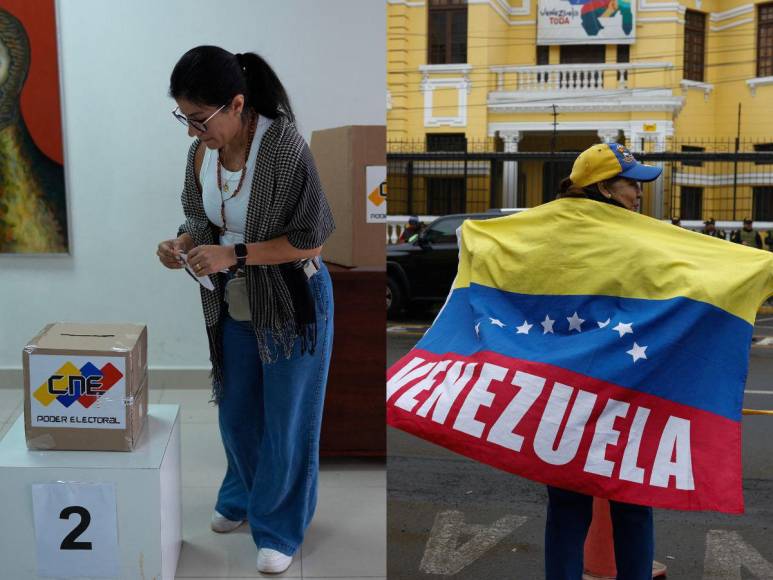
(234, 243, 248, 269)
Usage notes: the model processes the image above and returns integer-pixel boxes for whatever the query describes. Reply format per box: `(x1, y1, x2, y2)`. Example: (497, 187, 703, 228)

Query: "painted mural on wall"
(537, 0, 636, 45)
(0, 2, 68, 254)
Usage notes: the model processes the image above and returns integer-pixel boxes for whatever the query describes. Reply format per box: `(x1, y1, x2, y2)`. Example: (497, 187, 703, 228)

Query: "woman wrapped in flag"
(387, 142, 773, 579)
(545, 145, 663, 580)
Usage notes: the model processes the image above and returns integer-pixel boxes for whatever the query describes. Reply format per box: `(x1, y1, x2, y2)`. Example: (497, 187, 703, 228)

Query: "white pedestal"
(0, 404, 182, 580)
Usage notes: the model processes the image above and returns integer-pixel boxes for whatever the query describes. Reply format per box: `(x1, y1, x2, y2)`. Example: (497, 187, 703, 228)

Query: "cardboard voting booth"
(23, 323, 148, 451)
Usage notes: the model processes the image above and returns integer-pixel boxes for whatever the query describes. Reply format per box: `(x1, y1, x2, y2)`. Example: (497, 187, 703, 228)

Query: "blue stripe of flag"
(418, 284, 751, 421)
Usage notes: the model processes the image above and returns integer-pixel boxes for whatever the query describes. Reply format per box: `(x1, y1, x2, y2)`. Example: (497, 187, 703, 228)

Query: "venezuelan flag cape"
(387, 198, 773, 514)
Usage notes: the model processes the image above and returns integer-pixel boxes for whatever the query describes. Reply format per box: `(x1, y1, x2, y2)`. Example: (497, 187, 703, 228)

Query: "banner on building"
(537, 0, 636, 45)
(387, 199, 773, 514)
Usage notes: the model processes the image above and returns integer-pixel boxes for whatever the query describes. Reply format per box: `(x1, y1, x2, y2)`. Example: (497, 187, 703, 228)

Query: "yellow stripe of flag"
(453, 198, 773, 324)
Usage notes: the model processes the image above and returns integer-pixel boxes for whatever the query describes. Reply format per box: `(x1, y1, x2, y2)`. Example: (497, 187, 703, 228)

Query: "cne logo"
(34, 362, 123, 409)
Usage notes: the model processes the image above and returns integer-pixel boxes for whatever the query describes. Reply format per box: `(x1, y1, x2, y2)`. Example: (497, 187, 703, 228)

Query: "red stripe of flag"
(387, 349, 743, 513)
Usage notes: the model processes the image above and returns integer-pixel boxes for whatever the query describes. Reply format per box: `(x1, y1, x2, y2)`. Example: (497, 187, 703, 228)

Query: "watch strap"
(234, 243, 247, 268)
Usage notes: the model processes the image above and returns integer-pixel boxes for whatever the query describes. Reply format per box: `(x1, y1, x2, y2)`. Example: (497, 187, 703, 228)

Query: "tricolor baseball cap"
(569, 143, 662, 188)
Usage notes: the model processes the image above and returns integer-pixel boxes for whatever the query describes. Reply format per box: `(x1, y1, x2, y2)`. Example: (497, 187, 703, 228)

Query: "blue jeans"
(545, 486, 654, 580)
(215, 263, 334, 556)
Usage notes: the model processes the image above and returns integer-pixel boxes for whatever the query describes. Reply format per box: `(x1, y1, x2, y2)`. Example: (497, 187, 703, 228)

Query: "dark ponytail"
(235, 52, 294, 122)
(169, 45, 294, 121)
(556, 177, 626, 209)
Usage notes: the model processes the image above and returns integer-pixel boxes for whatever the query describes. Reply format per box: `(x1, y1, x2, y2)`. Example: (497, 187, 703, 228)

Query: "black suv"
(387, 210, 520, 318)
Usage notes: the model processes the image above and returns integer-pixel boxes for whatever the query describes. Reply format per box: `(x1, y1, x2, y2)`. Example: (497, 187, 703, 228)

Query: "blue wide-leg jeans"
(545, 486, 654, 580)
(215, 263, 334, 556)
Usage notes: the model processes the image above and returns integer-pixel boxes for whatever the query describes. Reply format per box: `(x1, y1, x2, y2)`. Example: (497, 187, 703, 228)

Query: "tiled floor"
(0, 388, 385, 580)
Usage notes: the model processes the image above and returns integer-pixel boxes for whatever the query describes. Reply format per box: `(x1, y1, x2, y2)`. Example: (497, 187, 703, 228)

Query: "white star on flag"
(613, 322, 634, 338)
(541, 315, 555, 334)
(627, 342, 648, 363)
(475, 322, 481, 338)
(567, 312, 585, 332)
(598, 318, 611, 328)
(489, 317, 506, 328)
(516, 320, 533, 335)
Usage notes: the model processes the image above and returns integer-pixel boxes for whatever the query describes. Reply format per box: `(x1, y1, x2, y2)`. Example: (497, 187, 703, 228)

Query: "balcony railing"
(489, 62, 673, 92)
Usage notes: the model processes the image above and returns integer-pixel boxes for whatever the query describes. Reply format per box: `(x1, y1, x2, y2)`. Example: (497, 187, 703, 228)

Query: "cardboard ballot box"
(311, 125, 386, 268)
(22, 323, 148, 451)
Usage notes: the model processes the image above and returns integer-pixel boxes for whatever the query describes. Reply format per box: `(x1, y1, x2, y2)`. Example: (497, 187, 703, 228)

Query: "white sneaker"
(256, 548, 293, 574)
(210, 510, 244, 533)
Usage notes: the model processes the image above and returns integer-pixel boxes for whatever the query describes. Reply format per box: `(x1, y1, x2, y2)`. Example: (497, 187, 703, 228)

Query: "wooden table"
(320, 263, 386, 456)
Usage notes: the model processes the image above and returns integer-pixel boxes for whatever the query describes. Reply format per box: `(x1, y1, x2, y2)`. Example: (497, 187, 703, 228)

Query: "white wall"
(0, 0, 385, 378)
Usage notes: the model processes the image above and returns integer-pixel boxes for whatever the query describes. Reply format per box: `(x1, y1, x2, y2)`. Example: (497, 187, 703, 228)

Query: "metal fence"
(386, 139, 773, 223)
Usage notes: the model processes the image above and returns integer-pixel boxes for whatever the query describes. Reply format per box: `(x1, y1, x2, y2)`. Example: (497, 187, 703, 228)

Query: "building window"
(684, 11, 706, 82)
(427, 178, 466, 214)
(758, 3, 773, 77)
(680, 187, 703, 220)
(427, 133, 467, 152)
(559, 45, 606, 64)
(536, 46, 550, 84)
(616, 45, 630, 83)
(681, 145, 705, 167)
(428, 0, 467, 65)
(753, 187, 773, 220)
(754, 142, 773, 165)
(537, 46, 550, 65)
(559, 46, 605, 88)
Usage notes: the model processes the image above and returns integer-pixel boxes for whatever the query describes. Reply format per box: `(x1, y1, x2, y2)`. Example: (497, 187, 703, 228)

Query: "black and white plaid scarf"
(177, 114, 335, 402)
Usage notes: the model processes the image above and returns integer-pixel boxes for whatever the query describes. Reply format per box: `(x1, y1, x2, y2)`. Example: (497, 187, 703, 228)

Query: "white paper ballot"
(32, 482, 120, 578)
(179, 252, 215, 291)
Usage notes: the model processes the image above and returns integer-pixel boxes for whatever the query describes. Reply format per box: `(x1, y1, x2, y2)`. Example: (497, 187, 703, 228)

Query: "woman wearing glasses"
(156, 46, 335, 574)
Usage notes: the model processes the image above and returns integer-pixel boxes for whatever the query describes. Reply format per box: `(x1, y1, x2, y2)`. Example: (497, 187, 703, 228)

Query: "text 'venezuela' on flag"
(387, 198, 773, 514)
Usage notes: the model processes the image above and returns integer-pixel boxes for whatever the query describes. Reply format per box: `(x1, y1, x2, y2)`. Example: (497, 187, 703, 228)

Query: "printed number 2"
(59, 506, 93, 551)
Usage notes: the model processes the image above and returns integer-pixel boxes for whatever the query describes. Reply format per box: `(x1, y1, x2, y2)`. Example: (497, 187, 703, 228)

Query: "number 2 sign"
(32, 482, 120, 578)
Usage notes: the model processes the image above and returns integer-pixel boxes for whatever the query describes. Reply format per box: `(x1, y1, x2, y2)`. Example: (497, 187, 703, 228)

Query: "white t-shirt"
(200, 115, 272, 246)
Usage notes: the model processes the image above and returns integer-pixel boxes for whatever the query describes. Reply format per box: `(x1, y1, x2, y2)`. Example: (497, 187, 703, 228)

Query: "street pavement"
(387, 314, 773, 580)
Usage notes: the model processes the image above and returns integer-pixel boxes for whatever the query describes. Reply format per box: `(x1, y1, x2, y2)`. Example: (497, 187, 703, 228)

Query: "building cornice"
(747, 76, 773, 97)
(680, 79, 714, 99)
(710, 17, 753, 32)
(419, 64, 473, 75)
(638, 0, 685, 14)
(488, 119, 675, 138)
(468, 0, 530, 17)
(488, 91, 684, 114)
(710, 4, 753, 22)
(386, 0, 426, 6)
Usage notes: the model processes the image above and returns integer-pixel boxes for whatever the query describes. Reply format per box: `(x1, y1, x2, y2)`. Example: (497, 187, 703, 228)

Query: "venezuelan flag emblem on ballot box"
(387, 198, 773, 514)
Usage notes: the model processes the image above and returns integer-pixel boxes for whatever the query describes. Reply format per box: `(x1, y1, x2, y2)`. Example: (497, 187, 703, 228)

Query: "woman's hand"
(187, 245, 235, 276)
(157, 237, 189, 269)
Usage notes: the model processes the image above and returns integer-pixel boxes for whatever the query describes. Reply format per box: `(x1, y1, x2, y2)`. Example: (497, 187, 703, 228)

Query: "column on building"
(625, 129, 667, 219)
(650, 134, 667, 220)
(501, 131, 521, 208)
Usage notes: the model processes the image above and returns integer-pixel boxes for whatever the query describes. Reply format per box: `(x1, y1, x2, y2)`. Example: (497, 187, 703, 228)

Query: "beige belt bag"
(224, 258, 321, 322)
(224, 276, 251, 321)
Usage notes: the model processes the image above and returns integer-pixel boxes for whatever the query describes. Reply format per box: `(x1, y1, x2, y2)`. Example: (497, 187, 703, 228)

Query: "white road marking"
(703, 529, 773, 579)
(745, 390, 773, 395)
(419, 510, 527, 575)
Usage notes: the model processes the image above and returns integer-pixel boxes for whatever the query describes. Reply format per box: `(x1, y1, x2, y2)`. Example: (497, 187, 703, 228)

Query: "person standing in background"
(731, 218, 763, 248)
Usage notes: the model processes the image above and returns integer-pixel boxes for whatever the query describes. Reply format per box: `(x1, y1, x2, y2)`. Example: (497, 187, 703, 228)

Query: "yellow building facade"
(387, 0, 773, 220)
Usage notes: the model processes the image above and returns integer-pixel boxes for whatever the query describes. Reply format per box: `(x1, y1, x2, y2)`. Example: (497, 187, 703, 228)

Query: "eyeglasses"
(172, 104, 226, 133)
